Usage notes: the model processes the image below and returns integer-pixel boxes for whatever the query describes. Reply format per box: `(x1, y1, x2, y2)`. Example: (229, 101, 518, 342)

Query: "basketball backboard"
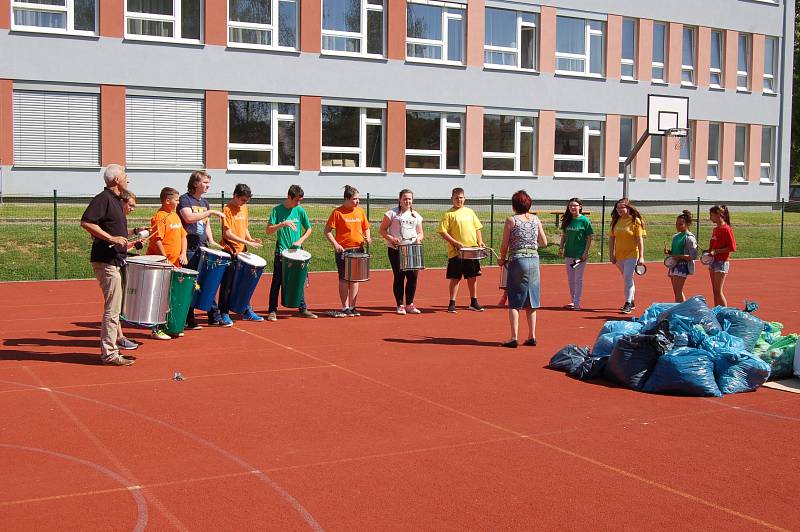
(647, 94, 689, 136)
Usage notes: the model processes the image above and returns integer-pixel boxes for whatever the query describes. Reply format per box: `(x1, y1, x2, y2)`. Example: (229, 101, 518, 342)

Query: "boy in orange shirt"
(147, 187, 188, 339)
(325, 185, 371, 317)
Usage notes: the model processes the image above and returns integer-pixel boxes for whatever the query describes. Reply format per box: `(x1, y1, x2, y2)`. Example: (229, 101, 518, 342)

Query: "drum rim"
(174, 268, 199, 275)
(127, 254, 167, 263)
(344, 252, 371, 258)
(199, 246, 231, 258)
(281, 248, 312, 260)
(236, 252, 268, 267)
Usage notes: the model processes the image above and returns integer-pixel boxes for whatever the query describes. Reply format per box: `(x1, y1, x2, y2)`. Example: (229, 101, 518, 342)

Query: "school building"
(0, 1, 793, 201)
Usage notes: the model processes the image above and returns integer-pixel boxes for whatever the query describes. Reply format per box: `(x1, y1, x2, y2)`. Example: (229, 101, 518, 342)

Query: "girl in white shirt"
(379, 189, 424, 314)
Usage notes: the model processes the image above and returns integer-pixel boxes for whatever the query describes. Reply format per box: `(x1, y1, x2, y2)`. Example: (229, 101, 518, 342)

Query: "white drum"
(122, 255, 172, 325)
(459, 246, 488, 260)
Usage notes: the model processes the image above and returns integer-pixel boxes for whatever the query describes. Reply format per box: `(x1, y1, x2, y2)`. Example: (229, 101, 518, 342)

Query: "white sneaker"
(396, 305, 406, 315)
(405, 304, 421, 314)
(151, 329, 171, 341)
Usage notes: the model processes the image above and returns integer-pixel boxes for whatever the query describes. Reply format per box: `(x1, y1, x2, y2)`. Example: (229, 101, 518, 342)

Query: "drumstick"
(108, 224, 158, 248)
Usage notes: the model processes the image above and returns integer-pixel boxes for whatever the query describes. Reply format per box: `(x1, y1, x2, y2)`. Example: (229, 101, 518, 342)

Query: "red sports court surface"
(1, 258, 799, 530)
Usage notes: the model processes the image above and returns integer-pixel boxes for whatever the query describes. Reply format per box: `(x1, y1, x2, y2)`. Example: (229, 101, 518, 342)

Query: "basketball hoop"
(666, 127, 689, 151)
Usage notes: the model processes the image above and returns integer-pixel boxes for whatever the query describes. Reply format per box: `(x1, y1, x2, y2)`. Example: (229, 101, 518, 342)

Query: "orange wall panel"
(299, 96, 321, 171)
(536, 111, 555, 176)
(0, 0, 10, 29)
(0, 80, 12, 165)
(100, 85, 126, 167)
(692, 120, 709, 181)
(720, 122, 736, 180)
(387, 0, 406, 60)
(667, 22, 682, 85)
(205, 91, 228, 169)
(636, 19, 653, 82)
(696, 27, 711, 87)
(748, 124, 762, 181)
(724, 30, 739, 90)
(386, 101, 406, 173)
(633, 116, 649, 179)
(751, 34, 765, 95)
(466, 0, 485, 67)
(100, 0, 124, 38)
(605, 16, 622, 80)
(464, 106, 483, 174)
(205, 0, 227, 46)
(604, 114, 620, 178)
(538, 7, 556, 74)
(300, 0, 321, 53)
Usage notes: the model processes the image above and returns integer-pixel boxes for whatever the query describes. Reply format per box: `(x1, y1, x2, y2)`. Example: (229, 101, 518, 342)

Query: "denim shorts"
(709, 259, 730, 273)
(668, 261, 691, 278)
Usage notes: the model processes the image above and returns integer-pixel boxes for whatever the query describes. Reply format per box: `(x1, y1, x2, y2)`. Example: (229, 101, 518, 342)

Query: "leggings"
(564, 257, 586, 307)
(615, 258, 637, 303)
(388, 247, 419, 306)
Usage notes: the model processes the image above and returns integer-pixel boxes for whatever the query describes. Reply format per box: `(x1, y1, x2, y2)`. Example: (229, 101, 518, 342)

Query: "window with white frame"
(484, 7, 537, 70)
(126, 0, 201, 42)
(405, 110, 463, 172)
(406, 1, 464, 64)
(11, 0, 96, 34)
(681, 26, 696, 86)
(555, 16, 604, 76)
(12, 89, 100, 167)
(554, 118, 603, 176)
(652, 22, 666, 82)
(707, 122, 721, 180)
(734, 124, 748, 181)
(322, 0, 384, 56)
(763, 36, 778, 93)
(228, 0, 297, 49)
(710, 30, 724, 88)
(621, 18, 636, 80)
(482, 113, 536, 174)
(737, 33, 750, 90)
(679, 123, 693, 179)
(760, 126, 775, 181)
(649, 135, 664, 177)
(618, 116, 634, 177)
(321, 105, 383, 170)
(228, 100, 296, 169)
(126, 94, 204, 168)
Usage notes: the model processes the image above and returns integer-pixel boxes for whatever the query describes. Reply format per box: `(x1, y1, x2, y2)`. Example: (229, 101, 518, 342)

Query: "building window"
(618, 116, 634, 176)
(321, 105, 383, 170)
(125, 0, 202, 42)
(484, 8, 537, 71)
(12, 90, 99, 167)
(734, 124, 748, 181)
(228, 100, 296, 169)
(406, 2, 464, 64)
(126, 95, 204, 168)
(652, 22, 666, 82)
(737, 33, 750, 90)
(621, 18, 636, 80)
(681, 26, 696, 86)
(555, 16, 604, 76)
(707, 122, 721, 180)
(679, 123, 692, 179)
(322, 0, 384, 56)
(763, 36, 778, 93)
(710, 30, 724, 88)
(11, 0, 96, 34)
(649, 136, 664, 178)
(405, 110, 463, 172)
(482, 114, 536, 175)
(554, 118, 603, 176)
(228, 0, 297, 49)
(761, 126, 775, 181)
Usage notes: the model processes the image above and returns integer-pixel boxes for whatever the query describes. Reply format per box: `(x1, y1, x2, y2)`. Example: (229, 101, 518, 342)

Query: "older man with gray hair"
(80, 164, 136, 366)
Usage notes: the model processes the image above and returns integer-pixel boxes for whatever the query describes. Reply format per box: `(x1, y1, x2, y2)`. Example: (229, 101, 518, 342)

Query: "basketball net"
(667, 128, 688, 151)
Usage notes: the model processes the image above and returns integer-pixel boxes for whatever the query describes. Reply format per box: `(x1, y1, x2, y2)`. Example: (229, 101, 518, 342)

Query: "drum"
(634, 263, 648, 276)
(229, 252, 267, 314)
(663, 256, 679, 268)
(192, 247, 231, 311)
(165, 268, 199, 335)
(499, 264, 508, 290)
(398, 243, 424, 271)
(343, 251, 370, 282)
(459, 246, 488, 260)
(700, 252, 715, 265)
(122, 255, 172, 325)
(281, 248, 312, 308)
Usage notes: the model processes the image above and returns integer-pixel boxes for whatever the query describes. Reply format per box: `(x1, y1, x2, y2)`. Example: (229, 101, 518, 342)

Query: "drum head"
(663, 256, 678, 268)
(634, 263, 647, 276)
(200, 246, 231, 259)
(237, 252, 267, 268)
(345, 252, 370, 258)
(174, 268, 199, 276)
(282, 248, 312, 261)
(700, 252, 714, 265)
(460, 246, 481, 252)
(127, 255, 167, 265)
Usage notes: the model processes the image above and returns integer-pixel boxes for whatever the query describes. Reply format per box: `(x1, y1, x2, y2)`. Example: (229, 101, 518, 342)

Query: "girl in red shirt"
(706, 204, 736, 306)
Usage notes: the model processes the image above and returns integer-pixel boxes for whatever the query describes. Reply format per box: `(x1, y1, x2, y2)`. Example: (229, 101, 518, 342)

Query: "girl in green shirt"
(558, 198, 593, 310)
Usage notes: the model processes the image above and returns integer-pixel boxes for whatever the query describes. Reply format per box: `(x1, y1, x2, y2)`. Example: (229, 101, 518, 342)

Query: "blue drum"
(229, 252, 267, 314)
(192, 247, 231, 311)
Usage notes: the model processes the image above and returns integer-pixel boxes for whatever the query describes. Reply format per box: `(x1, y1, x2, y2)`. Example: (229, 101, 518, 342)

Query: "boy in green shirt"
(266, 185, 317, 320)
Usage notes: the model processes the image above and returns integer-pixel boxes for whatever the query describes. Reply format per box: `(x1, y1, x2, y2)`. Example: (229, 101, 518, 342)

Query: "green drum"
(280, 248, 311, 308)
(165, 267, 199, 335)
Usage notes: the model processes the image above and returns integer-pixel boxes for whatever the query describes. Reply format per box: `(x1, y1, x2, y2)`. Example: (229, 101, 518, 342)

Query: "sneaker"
(117, 337, 139, 350)
(468, 302, 484, 312)
(447, 302, 457, 314)
(299, 309, 318, 319)
(185, 322, 202, 331)
(396, 305, 406, 315)
(241, 307, 265, 322)
(631, 300, 636, 310)
(620, 302, 633, 314)
(345, 308, 360, 317)
(405, 304, 421, 314)
(328, 310, 348, 318)
(219, 314, 234, 327)
(173, 332, 185, 338)
(102, 355, 135, 366)
(151, 329, 171, 341)
(267, 311, 278, 322)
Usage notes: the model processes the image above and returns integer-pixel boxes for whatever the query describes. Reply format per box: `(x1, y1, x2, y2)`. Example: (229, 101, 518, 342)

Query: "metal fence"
(0, 192, 797, 282)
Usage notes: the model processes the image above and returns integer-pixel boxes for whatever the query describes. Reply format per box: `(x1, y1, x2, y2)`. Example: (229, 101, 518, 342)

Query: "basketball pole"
(622, 130, 650, 199)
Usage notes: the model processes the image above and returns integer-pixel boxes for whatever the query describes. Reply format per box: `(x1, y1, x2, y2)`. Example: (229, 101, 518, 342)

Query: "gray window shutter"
(13, 90, 100, 167)
(125, 95, 205, 168)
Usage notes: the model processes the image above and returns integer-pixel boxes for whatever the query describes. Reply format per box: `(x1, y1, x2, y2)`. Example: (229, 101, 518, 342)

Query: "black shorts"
(446, 256, 482, 280)
(336, 246, 365, 280)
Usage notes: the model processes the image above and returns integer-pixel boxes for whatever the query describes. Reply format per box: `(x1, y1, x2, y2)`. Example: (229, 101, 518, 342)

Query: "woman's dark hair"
(343, 185, 359, 200)
(710, 204, 731, 225)
(187, 170, 209, 193)
(398, 188, 417, 218)
(677, 209, 693, 226)
(233, 183, 252, 198)
(560, 197, 583, 232)
(611, 198, 645, 231)
(511, 190, 532, 215)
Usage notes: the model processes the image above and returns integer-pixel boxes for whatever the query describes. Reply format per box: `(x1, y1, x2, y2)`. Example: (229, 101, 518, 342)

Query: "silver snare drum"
(398, 243, 424, 271)
(122, 255, 172, 325)
(343, 251, 370, 282)
(459, 246, 488, 260)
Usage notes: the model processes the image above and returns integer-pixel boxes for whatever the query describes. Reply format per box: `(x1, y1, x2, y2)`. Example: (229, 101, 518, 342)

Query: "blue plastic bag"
(642, 347, 722, 397)
(633, 303, 677, 328)
(656, 296, 721, 334)
(712, 349, 771, 394)
(713, 307, 765, 352)
(549, 345, 591, 373)
(593, 321, 644, 357)
(605, 328, 674, 390)
(689, 326, 747, 353)
(650, 314, 695, 348)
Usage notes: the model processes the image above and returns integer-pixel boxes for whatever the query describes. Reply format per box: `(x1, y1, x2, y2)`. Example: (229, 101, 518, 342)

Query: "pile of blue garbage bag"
(549, 295, 799, 397)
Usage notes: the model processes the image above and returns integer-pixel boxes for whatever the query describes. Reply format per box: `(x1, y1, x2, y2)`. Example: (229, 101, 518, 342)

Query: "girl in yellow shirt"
(608, 198, 646, 314)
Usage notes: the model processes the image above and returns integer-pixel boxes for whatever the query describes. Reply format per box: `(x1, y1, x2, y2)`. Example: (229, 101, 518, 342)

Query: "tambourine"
(700, 252, 715, 265)
(634, 263, 647, 276)
(663, 256, 678, 268)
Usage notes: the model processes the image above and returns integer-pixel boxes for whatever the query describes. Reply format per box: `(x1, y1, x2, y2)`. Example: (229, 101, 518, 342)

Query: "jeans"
(564, 257, 586, 307)
(615, 258, 637, 303)
(186, 248, 219, 322)
(268, 253, 307, 312)
(387, 247, 419, 306)
(92, 262, 123, 360)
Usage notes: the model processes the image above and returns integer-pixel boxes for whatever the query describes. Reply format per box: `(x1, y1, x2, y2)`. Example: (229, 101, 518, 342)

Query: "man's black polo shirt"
(81, 187, 128, 266)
